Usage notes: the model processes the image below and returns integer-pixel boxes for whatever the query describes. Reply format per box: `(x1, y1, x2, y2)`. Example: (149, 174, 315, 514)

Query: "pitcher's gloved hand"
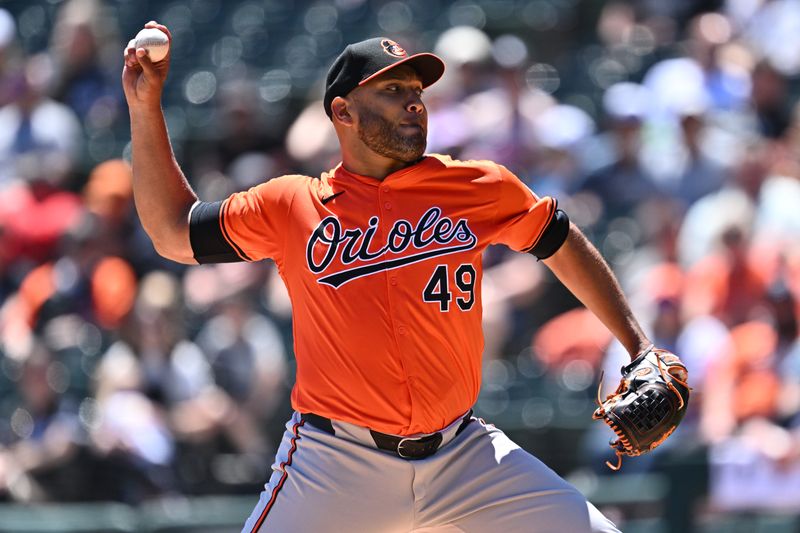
(593, 345, 690, 470)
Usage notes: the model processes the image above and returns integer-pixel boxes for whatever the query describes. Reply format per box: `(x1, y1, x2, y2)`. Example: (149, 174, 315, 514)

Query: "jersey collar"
(331, 155, 439, 186)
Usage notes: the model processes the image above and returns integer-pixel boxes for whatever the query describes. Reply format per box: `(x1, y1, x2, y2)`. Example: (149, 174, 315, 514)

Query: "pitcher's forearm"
(543, 224, 650, 359)
(129, 104, 197, 262)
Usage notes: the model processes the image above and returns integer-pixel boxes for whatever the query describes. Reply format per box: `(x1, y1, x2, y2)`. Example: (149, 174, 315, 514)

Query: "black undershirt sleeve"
(189, 200, 244, 264)
(526, 208, 570, 260)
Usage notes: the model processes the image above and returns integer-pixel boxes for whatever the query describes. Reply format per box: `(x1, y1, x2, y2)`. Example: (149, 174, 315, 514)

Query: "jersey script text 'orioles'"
(189, 154, 560, 435)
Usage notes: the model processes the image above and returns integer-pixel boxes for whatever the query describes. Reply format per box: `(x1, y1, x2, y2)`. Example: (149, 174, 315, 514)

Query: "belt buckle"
(397, 437, 417, 459)
(396, 432, 443, 459)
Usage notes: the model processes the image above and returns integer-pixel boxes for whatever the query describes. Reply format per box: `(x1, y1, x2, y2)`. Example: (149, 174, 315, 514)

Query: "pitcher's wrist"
(128, 101, 163, 119)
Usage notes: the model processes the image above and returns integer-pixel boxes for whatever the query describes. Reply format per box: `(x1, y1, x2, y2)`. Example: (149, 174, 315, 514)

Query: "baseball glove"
(592, 345, 690, 470)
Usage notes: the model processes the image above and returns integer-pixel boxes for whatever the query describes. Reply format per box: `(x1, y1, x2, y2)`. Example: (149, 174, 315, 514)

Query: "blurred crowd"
(0, 0, 799, 529)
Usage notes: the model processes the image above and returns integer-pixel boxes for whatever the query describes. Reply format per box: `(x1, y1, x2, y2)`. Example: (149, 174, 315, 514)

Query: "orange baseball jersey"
(189, 154, 568, 435)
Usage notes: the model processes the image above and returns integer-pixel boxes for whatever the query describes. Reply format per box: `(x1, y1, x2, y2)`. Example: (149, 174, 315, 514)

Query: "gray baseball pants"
(243, 411, 620, 532)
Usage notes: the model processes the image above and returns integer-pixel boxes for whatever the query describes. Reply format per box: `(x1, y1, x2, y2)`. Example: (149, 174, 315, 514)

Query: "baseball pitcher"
(123, 21, 689, 532)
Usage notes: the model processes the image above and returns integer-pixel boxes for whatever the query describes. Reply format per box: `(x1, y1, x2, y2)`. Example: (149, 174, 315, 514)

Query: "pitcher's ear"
(331, 97, 353, 125)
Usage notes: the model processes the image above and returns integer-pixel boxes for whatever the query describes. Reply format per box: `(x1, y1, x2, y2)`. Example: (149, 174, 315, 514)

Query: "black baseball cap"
(324, 37, 445, 119)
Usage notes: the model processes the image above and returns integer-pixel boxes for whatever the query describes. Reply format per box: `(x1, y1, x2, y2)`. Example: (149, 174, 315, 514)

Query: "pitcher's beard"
(357, 108, 426, 163)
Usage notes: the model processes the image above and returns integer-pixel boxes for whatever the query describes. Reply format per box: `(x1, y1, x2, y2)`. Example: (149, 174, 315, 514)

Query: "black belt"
(300, 410, 473, 460)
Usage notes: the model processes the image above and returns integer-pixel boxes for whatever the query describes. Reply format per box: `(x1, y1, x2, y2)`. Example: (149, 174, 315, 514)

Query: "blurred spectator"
(110, 271, 279, 492)
(213, 79, 279, 168)
(752, 110, 800, 248)
(0, 209, 138, 358)
(79, 157, 167, 275)
(0, 342, 84, 502)
(640, 263, 686, 353)
(741, 0, 800, 80)
(90, 341, 175, 502)
(0, 49, 84, 282)
(682, 224, 769, 326)
(684, 12, 750, 111)
(189, 292, 288, 488)
(670, 109, 730, 207)
(0, 8, 24, 109)
(47, 0, 124, 124)
(0, 57, 82, 186)
(702, 282, 800, 511)
(187, 78, 288, 184)
(748, 60, 790, 139)
(481, 252, 545, 361)
(115, 272, 205, 411)
(529, 103, 596, 198)
(82, 159, 133, 228)
(194, 293, 287, 430)
(533, 308, 613, 372)
(0, 172, 83, 274)
(427, 25, 531, 167)
(284, 98, 341, 175)
(577, 82, 662, 227)
(676, 141, 767, 267)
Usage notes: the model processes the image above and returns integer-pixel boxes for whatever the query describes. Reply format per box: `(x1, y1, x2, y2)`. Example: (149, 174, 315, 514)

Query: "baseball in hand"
(134, 28, 169, 62)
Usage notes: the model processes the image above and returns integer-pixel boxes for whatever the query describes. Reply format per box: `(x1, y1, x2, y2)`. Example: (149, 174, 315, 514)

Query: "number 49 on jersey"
(422, 264, 476, 312)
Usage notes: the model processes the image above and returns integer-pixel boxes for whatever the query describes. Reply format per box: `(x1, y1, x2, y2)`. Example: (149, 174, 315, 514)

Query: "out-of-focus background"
(0, 0, 799, 531)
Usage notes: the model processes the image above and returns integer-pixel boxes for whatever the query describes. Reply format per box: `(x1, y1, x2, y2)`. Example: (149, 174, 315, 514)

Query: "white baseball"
(134, 28, 169, 63)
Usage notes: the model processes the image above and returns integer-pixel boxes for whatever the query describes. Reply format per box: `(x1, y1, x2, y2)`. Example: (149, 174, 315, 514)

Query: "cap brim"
(358, 52, 445, 89)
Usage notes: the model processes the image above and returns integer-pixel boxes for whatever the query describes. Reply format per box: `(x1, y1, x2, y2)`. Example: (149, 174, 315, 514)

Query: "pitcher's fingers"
(135, 48, 156, 75)
(125, 42, 142, 66)
(153, 23, 172, 42)
(124, 39, 137, 59)
(124, 49, 138, 68)
(143, 20, 172, 42)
